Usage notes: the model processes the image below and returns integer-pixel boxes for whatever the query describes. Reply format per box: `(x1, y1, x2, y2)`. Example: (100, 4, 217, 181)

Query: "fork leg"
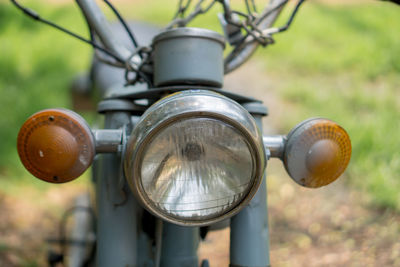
(160, 222, 199, 267)
(96, 111, 139, 267)
(230, 113, 271, 267)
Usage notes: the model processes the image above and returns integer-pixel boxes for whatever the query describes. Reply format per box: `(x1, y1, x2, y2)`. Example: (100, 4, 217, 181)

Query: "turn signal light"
(284, 118, 351, 188)
(17, 109, 95, 183)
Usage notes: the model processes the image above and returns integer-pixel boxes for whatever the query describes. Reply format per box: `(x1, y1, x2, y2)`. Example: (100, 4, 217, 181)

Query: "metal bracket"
(93, 129, 124, 153)
(263, 135, 286, 159)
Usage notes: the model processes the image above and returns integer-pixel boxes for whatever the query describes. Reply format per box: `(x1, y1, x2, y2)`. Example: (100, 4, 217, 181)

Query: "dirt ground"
(199, 175, 400, 267)
(0, 185, 88, 266)
(1, 62, 400, 266)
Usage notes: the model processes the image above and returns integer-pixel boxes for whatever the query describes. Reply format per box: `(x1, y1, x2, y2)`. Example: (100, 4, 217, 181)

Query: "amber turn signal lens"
(284, 118, 351, 188)
(17, 109, 95, 183)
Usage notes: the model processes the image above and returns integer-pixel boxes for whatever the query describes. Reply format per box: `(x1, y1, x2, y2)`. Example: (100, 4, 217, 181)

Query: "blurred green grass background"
(0, 1, 92, 195)
(0, 0, 399, 210)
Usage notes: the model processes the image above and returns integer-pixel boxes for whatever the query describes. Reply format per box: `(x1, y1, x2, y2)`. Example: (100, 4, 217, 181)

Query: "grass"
(255, 2, 400, 209)
(0, 1, 90, 184)
(0, 1, 400, 210)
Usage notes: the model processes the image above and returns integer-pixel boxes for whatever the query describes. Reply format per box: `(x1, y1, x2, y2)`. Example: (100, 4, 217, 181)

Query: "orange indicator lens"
(284, 119, 351, 188)
(17, 109, 95, 183)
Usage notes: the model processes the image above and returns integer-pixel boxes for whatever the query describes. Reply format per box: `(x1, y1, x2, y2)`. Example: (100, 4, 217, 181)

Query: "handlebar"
(11, 0, 292, 76)
(76, 0, 142, 68)
(75, 0, 289, 74)
(224, 0, 287, 73)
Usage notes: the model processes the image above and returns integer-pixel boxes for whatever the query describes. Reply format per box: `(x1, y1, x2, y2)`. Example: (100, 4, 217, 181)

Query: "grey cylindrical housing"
(153, 28, 225, 87)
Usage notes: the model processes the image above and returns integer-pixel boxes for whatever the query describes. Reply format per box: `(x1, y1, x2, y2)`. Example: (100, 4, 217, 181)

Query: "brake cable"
(10, 0, 153, 86)
(10, 0, 125, 63)
(102, 0, 141, 52)
(10, 0, 143, 60)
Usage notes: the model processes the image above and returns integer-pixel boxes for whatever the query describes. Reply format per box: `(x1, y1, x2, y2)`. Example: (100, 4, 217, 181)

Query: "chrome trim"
(283, 118, 351, 188)
(262, 135, 286, 159)
(93, 129, 123, 153)
(124, 90, 266, 226)
(153, 27, 226, 47)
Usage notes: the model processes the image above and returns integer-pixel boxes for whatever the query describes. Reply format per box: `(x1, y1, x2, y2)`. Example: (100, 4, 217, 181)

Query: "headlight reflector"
(141, 117, 254, 220)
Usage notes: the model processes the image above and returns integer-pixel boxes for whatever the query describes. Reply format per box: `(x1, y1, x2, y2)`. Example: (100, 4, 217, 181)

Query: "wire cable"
(102, 0, 140, 49)
(277, 0, 305, 32)
(10, 0, 124, 63)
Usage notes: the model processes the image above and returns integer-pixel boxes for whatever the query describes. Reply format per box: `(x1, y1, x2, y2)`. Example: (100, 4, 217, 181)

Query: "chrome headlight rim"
(124, 90, 266, 226)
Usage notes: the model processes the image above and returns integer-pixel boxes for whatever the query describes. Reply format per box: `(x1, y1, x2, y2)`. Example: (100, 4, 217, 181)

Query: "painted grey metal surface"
(242, 102, 268, 116)
(95, 111, 139, 267)
(97, 99, 145, 114)
(89, 19, 274, 267)
(106, 86, 260, 104)
(230, 113, 271, 267)
(153, 28, 225, 87)
(76, 0, 140, 65)
(160, 222, 199, 267)
(67, 193, 93, 267)
(91, 22, 160, 95)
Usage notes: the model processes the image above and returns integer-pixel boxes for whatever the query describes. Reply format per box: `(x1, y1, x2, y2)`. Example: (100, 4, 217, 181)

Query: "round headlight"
(124, 90, 266, 226)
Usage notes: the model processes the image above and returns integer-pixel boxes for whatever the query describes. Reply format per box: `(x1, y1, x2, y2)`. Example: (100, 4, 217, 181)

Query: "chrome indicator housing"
(283, 118, 352, 188)
(124, 90, 266, 226)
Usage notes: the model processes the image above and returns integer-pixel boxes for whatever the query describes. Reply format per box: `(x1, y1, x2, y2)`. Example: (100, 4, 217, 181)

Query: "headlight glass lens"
(140, 117, 254, 220)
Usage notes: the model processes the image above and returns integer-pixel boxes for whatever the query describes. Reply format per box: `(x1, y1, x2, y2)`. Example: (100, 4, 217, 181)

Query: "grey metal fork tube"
(96, 111, 138, 267)
(230, 114, 271, 267)
(160, 222, 199, 267)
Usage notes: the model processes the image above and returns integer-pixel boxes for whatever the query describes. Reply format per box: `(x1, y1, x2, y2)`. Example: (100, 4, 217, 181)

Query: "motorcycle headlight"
(124, 90, 266, 226)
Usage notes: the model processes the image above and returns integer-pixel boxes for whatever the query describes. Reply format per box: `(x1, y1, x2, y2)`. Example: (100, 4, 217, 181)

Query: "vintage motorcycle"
(12, 0, 354, 266)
